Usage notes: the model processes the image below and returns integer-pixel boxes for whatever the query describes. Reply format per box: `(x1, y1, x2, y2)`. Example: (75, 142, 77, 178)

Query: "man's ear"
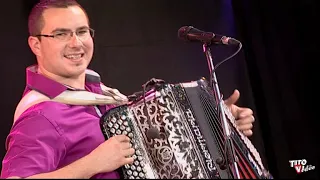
(28, 36, 41, 57)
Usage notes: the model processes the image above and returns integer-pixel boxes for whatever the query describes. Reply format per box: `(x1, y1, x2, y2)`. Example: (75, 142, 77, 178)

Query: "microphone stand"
(202, 43, 240, 179)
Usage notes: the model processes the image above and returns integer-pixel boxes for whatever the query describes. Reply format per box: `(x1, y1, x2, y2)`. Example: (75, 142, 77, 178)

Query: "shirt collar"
(26, 65, 102, 99)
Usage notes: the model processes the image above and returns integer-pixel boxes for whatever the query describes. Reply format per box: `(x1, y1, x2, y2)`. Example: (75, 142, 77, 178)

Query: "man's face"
(37, 6, 94, 78)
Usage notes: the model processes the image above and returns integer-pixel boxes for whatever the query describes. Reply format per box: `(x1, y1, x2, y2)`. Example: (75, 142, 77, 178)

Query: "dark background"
(0, 0, 318, 179)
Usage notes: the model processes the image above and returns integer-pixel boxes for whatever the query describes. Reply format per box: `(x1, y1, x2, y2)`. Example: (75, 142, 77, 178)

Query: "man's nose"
(68, 33, 82, 47)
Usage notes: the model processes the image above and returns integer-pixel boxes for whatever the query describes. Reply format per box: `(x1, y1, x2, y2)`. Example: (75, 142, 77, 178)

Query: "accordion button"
(133, 154, 137, 159)
(139, 172, 145, 178)
(131, 165, 136, 171)
(134, 144, 138, 149)
(118, 119, 123, 125)
(111, 117, 117, 123)
(140, 162, 145, 168)
(116, 130, 121, 135)
(110, 128, 115, 134)
(128, 133, 134, 138)
(124, 121, 129, 126)
(121, 115, 127, 120)
(127, 170, 132, 175)
(122, 131, 128, 135)
(114, 124, 119, 129)
(136, 150, 142, 156)
(120, 125, 126, 130)
(133, 171, 138, 177)
(107, 122, 113, 128)
(126, 127, 131, 132)
(138, 156, 143, 161)
(134, 161, 139, 166)
(136, 166, 142, 172)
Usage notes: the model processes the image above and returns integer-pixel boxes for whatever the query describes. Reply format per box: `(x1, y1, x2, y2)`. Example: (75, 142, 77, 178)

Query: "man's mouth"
(64, 53, 84, 60)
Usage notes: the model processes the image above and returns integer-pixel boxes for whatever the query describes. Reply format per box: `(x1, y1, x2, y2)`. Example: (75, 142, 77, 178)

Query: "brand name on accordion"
(185, 109, 215, 172)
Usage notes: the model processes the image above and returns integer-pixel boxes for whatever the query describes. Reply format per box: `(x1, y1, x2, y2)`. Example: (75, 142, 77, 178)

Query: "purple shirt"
(1, 65, 120, 179)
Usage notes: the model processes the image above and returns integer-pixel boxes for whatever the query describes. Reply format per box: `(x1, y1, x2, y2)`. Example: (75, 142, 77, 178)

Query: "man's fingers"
(243, 130, 253, 136)
(224, 89, 240, 106)
(123, 148, 135, 157)
(239, 108, 254, 118)
(236, 116, 255, 125)
(120, 142, 131, 150)
(123, 157, 135, 165)
(114, 134, 131, 142)
(237, 123, 253, 131)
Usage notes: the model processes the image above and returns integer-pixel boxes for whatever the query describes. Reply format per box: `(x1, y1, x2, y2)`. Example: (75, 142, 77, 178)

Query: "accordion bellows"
(100, 78, 273, 179)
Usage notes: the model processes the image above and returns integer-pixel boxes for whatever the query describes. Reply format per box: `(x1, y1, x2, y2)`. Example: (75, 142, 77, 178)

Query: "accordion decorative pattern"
(100, 79, 273, 179)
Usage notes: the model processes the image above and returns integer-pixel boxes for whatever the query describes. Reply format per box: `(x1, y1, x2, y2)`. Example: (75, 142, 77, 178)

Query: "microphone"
(178, 26, 240, 45)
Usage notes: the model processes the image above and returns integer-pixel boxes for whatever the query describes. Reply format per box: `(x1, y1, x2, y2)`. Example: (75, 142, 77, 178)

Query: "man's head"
(28, 0, 94, 79)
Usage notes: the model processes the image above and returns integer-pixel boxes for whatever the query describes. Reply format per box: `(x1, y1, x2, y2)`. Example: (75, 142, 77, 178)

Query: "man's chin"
(62, 68, 87, 79)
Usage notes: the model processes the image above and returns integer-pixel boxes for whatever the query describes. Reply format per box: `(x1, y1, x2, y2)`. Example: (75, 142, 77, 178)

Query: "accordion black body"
(100, 78, 273, 179)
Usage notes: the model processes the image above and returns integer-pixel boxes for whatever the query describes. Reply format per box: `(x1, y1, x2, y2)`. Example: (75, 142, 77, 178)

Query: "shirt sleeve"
(1, 111, 66, 178)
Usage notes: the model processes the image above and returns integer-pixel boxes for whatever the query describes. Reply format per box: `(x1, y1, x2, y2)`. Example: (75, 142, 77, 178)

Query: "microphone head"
(178, 26, 214, 44)
(177, 26, 194, 41)
(146, 127, 160, 139)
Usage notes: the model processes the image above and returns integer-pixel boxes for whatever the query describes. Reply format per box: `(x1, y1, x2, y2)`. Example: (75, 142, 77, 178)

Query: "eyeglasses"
(35, 27, 95, 42)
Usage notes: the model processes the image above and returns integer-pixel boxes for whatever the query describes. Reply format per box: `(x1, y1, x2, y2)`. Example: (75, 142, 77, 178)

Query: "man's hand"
(224, 89, 255, 136)
(88, 135, 135, 175)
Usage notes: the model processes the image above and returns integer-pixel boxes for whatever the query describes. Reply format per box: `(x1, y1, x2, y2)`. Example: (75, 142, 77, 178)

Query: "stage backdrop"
(0, 0, 317, 179)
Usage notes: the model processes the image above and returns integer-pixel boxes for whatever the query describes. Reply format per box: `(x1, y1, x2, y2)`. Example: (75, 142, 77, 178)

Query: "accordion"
(100, 78, 273, 179)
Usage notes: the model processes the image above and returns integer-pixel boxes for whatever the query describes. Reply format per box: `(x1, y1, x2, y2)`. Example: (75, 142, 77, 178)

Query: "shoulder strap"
(13, 84, 127, 122)
(13, 90, 51, 123)
(52, 83, 127, 105)
(52, 89, 122, 105)
(14, 67, 128, 122)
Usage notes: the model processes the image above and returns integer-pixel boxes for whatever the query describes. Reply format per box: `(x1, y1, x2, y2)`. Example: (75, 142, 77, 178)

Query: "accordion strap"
(13, 83, 127, 123)
(53, 84, 127, 106)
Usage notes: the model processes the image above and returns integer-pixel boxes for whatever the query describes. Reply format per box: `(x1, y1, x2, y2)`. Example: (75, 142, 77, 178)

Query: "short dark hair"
(28, 0, 90, 36)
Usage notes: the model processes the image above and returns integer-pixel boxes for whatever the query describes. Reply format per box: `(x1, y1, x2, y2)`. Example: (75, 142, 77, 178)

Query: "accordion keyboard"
(101, 107, 153, 179)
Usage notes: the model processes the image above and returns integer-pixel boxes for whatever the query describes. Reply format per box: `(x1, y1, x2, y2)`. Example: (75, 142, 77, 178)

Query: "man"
(1, 0, 255, 179)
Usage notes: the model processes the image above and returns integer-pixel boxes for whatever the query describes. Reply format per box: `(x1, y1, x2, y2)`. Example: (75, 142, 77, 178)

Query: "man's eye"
(55, 32, 68, 37)
(78, 30, 88, 35)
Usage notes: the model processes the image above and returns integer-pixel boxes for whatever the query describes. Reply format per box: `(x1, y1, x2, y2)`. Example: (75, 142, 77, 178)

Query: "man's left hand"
(224, 89, 255, 137)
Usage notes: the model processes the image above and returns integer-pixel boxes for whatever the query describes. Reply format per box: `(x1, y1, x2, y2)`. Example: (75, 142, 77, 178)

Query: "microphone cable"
(211, 37, 242, 74)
